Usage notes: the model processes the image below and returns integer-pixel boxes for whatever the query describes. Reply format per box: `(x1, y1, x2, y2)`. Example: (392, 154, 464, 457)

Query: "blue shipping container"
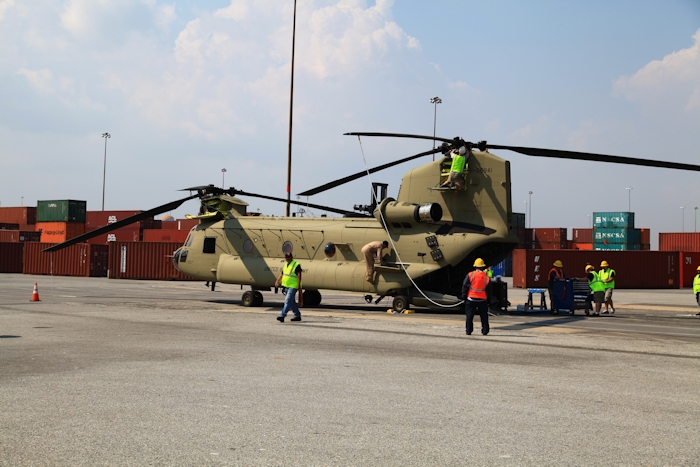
(593, 227, 642, 244)
(593, 243, 642, 251)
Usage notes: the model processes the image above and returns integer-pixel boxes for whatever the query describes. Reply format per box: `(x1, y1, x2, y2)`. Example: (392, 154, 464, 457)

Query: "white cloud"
(614, 28, 700, 112)
(0, 0, 15, 21)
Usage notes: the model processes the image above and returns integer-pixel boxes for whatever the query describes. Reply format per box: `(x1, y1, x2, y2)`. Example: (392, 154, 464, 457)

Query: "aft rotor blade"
(484, 144, 700, 172)
(42, 194, 199, 252)
(233, 190, 369, 217)
(345, 132, 457, 144)
(297, 147, 444, 197)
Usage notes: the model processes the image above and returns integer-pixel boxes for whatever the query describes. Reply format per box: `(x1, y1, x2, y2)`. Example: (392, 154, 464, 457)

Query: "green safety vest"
(588, 271, 605, 292)
(694, 274, 700, 294)
(599, 268, 615, 289)
(450, 154, 466, 173)
(281, 260, 301, 289)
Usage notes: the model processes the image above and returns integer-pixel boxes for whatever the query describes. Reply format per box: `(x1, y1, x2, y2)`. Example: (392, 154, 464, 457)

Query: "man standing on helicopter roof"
(440, 145, 470, 189)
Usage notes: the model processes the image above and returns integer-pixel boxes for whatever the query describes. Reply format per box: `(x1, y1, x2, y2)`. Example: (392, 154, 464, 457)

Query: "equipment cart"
(551, 279, 592, 315)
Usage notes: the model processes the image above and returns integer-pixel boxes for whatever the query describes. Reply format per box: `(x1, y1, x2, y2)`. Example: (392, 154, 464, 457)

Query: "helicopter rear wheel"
(253, 291, 263, 307)
(392, 295, 409, 313)
(302, 290, 322, 307)
(241, 290, 255, 307)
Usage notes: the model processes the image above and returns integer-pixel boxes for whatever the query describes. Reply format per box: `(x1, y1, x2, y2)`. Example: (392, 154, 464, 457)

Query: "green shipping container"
(593, 227, 642, 244)
(593, 212, 635, 229)
(593, 243, 642, 251)
(37, 200, 87, 223)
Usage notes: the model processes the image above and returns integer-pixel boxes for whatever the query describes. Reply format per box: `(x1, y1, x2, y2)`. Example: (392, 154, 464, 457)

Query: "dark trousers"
(465, 299, 489, 335)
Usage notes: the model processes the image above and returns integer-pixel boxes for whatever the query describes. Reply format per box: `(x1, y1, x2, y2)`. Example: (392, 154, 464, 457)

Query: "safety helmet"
(458, 146, 467, 155)
(473, 258, 486, 268)
(585, 265, 594, 272)
(697, 266, 700, 271)
(600, 260, 609, 268)
(553, 260, 563, 268)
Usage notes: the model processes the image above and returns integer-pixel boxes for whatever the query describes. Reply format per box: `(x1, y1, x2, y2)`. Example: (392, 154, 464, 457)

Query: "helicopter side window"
(185, 231, 194, 247)
(203, 237, 216, 254)
(282, 241, 293, 256)
(324, 242, 336, 258)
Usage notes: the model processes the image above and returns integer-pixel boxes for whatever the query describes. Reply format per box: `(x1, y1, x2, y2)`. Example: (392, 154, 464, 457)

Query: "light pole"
(524, 200, 528, 225)
(221, 168, 227, 188)
(626, 187, 632, 213)
(21, 196, 24, 206)
(681, 206, 685, 232)
(101, 132, 110, 211)
(588, 214, 591, 229)
(528, 191, 533, 228)
(430, 96, 442, 160)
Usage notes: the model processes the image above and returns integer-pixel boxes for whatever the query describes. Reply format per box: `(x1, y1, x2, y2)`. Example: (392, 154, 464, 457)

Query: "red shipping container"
(659, 233, 700, 252)
(86, 210, 159, 230)
(85, 227, 142, 245)
(0, 231, 41, 242)
(160, 219, 199, 231)
(142, 229, 190, 243)
(572, 243, 593, 251)
(538, 242, 566, 250)
(677, 252, 700, 288)
(35, 222, 85, 243)
(108, 242, 196, 281)
(0, 223, 20, 230)
(532, 228, 568, 243)
(0, 207, 37, 225)
(0, 243, 24, 273)
(640, 228, 650, 246)
(23, 243, 108, 277)
(512, 249, 678, 289)
(572, 228, 593, 243)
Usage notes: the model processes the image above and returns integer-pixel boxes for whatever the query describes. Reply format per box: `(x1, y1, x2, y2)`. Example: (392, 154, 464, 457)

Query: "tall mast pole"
(286, 0, 297, 217)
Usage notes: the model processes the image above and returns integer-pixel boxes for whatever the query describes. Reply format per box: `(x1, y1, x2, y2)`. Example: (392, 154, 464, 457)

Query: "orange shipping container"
(36, 222, 85, 243)
(108, 242, 196, 280)
(572, 243, 593, 250)
(23, 243, 108, 277)
(512, 249, 678, 289)
(0, 243, 24, 273)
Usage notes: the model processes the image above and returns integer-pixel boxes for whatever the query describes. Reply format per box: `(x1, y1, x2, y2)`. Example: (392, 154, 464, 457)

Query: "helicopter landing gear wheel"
(302, 290, 322, 307)
(241, 290, 255, 307)
(392, 295, 409, 313)
(253, 291, 263, 307)
(364, 295, 373, 303)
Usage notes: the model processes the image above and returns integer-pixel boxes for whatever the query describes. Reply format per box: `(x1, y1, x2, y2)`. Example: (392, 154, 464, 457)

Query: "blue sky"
(1, 0, 699, 247)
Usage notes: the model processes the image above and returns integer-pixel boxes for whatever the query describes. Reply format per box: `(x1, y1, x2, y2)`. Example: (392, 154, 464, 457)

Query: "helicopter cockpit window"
(324, 242, 336, 258)
(203, 237, 216, 254)
(185, 233, 194, 247)
(282, 241, 293, 256)
(243, 239, 254, 254)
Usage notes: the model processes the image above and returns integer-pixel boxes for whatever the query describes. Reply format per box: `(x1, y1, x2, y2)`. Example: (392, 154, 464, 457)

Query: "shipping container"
(23, 243, 108, 277)
(531, 228, 567, 243)
(0, 230, 42, 242)
(512, 212, 526, 229)
(0, 243, 24, 273)
(35, 222, 85, 243)
(37, 200, 87, 223)
(86, 210, 159, 230)
(491, 254, 513, 277)
(593, 212, 635, 229)
(160, 219, 199, 231)
(512, 249, 678, 289)
(572, 243, 593, 250)
(108, 242, 196, 280)
(0, 223, 20, 230)
(593, 243, 642, 251)
(142, 229, 190, 243)
(85, 227, 142, 245)
(0, 206, 37, 225)
(659, 233, 700, 252)
(572, 228, 593, 243)
(537, 242, 567, 250)
(640, 228, 650, 246)
(678, 252, 700, 288)
(593, 228, 641, 244)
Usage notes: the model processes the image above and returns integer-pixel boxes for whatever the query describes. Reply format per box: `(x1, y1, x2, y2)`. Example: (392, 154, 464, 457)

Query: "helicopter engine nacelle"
(375, 198, 443, 228)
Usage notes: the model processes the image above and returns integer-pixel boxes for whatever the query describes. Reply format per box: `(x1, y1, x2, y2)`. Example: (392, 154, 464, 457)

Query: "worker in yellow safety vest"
(599, 260, 616, 314)
(275, 252, 303, 323)
(586, 264, 605, 316)
(440, 146, 469, 189)
(694, 265, 700, 316)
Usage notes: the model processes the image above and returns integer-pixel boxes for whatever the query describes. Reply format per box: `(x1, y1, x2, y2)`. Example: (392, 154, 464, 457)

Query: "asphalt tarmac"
(1, 274, 699, 466)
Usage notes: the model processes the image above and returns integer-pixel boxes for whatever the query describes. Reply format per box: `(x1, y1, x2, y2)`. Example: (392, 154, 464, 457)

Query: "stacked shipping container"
(23, 243, 108, 277)
(592, 212, 646, 251)
(108, 242, 196, 280)
(36, 200, 87, 243)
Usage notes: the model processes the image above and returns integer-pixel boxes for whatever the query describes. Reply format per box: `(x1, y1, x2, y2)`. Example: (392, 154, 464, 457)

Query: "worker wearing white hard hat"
(440, 145, 470, 189)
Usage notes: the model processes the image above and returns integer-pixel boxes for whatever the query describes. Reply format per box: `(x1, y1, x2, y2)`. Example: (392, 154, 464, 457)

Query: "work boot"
(276, 316, 284, 323)
(291, 316, 302, 322)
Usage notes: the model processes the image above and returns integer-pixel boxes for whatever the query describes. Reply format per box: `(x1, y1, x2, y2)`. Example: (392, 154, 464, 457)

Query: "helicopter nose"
(172, 247, 182, 271)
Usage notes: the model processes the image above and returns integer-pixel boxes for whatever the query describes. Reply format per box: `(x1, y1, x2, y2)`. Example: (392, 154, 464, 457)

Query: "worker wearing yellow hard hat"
(586, 264, 605, 316)
(694, 265, 700, 316)
(462, 258, 490, 336)
(599, 260, 616, 314)
(548, 260, 565, 311)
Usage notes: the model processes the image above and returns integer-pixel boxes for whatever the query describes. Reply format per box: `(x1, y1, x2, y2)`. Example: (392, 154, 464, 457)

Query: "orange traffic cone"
(30, 282, 41, 302)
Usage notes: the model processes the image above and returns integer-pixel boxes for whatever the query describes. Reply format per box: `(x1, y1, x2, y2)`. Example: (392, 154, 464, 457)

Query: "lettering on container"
(107, 234, 117, 242)
(108, 216, 118, 224)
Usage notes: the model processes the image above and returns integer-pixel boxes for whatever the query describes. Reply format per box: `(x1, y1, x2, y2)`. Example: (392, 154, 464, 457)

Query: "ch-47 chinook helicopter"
(45, 132, 700, 312)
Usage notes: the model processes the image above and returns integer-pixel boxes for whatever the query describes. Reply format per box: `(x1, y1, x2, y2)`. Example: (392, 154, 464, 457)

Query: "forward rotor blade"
(345, 132, 457, 144)
(232, 190, 369, 217)
(297, 147, 444, 197)
(42, 194, 199, 252)
(484, 144, 700, 172)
